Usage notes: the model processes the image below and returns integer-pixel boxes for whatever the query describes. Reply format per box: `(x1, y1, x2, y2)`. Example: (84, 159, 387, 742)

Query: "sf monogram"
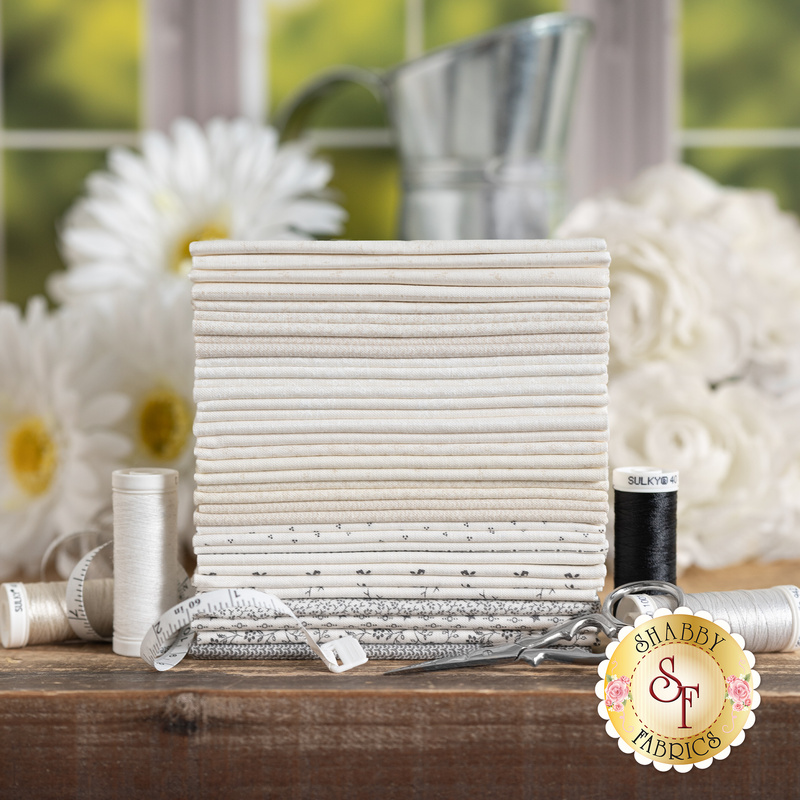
(648, 656, 700, 729)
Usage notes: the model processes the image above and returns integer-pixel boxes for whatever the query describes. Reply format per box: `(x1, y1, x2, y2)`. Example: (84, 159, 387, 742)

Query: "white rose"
(609, 362, 782, 570)
(763, 389, 800, 560)
(620, 162, 724, 221)
(558, 199, 754, 384)
(704, 188, 800, 393)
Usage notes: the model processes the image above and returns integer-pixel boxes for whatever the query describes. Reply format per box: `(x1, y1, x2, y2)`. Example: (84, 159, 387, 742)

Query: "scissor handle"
(602, 581, 686, 627)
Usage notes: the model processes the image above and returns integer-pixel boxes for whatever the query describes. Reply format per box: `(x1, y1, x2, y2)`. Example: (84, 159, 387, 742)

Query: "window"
(4, 0, 799, 304)
(1, 0, 140, 304)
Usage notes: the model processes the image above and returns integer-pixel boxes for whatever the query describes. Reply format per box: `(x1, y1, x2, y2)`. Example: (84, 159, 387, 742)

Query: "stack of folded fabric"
(188, 239, 610, 660)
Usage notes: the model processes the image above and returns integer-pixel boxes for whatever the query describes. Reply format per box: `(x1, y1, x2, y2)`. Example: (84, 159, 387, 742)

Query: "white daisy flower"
(99, 283, 197, 550)
(0, 298, 130, 577)
(50, 117, 346, 303)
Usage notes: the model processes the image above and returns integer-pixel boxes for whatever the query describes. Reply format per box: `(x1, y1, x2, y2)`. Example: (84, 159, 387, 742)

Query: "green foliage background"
(3, 0, 800, 304)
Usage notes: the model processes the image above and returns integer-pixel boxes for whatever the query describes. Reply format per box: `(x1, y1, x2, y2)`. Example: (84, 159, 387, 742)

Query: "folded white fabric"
(188, 642, 589, 660)
(192, 628, 596, 647)
(190, 579, 601, 601)
(193, 526, 609, 548)
(191, 282, 611, 303)
(190, 238, 611, 660)
(190, 247, 610, 269)
(195, 596, 599, 618)
(192, 299, 610, 315)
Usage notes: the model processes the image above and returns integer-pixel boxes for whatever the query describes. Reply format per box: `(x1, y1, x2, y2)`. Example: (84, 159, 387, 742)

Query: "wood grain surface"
(1, 560, 798, 799)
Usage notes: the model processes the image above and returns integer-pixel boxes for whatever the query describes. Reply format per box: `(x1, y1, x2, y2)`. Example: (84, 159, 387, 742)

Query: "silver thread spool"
(112, 468, 179, 657)
(0, 579, 114, 648)
(617, 585, 800, 652)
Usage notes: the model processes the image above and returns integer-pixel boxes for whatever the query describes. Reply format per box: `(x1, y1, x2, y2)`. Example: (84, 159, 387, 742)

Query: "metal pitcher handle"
(274, 66, 388, 140)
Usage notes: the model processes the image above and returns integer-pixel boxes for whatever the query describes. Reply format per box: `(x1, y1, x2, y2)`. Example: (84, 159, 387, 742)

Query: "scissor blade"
(385, 646, 522, 675)
(518, 647, 604, 668)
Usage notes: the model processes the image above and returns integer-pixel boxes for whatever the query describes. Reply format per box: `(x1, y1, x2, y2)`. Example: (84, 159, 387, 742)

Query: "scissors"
(385, 580, 686, 675)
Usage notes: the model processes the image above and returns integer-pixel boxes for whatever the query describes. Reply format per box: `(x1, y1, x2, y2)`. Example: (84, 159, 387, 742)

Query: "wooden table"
(2, 560, 798, 800)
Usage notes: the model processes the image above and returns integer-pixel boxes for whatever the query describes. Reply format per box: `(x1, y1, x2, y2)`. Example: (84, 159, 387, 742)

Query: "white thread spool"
(617, 585, 800, 652)
(112, 468, 179, 657)
(0, 580, 114, 648)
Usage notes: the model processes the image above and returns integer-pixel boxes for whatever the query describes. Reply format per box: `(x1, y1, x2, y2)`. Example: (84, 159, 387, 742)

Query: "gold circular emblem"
(597, 609, 759, 772)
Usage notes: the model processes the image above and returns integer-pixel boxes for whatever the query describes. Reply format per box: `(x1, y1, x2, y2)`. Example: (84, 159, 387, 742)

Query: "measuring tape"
(139, 588, 368, 674)
(64, 542, 113, 642)
(6, 534, 368, 674)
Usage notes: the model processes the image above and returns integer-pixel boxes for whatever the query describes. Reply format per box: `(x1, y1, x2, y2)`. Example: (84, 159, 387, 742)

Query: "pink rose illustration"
(605, 676, 630, 707)
(613, 701, 625, 714)
(726, 676, 751, 706)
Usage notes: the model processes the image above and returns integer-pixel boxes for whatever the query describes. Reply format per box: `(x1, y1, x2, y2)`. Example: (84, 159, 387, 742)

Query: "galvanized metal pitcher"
(277, 13, 591, 240)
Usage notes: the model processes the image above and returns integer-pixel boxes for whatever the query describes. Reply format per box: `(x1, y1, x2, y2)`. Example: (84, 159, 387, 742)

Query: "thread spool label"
(597, 610, 758, 772)
(613, 467, 679, 493)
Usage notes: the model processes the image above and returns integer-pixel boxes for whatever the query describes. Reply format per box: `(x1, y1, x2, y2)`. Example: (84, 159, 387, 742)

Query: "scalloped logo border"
(596, 606, 759, 773)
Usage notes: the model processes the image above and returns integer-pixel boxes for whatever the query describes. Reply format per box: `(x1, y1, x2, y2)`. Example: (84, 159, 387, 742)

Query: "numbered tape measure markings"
(140, 588, 368, 674)
(65, 542, 113, 642)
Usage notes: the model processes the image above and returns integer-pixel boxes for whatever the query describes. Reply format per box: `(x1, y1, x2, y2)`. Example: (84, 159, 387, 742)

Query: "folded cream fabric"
(192, 628, 596, 646)
(192, 299, 610, 315)
(196, 563, 606, 582)
(189, 238, 610, 659)
(190, 237, 608, 256)
(193, 519, 607, 535)
(191, 412, 608, 436)
(193, 480, 609, 496)
(191, 282, 611, 303)
(193, 319, 609, 339)
(194, 494, 609, 511)
(194, 362, 608, 381)
(195, 550, 605, 568)
(189, 267, 610, 288)
(195, 452, 606, 472)
(193, 310, 607, 326)
(189, 580, 601, 601)
(194, 542, 608, 557)
(193, 527, 608, 548)
(195, 441, 606, 460)
(194, 596, 598, 618)
(193, 509, 608, 526)
(191, 249, 610, 269)
(193, 614, 574, 632)
(194, 376, 607, 397)
(196, 352, 609, 368)
(194, 337, 609, 360)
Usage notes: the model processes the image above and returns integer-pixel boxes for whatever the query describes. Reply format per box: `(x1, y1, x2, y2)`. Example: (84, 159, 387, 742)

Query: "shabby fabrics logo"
(597, 608, 759, 773)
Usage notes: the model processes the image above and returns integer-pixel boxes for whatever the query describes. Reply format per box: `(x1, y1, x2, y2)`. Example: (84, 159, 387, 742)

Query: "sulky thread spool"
(616, 585, 800, 653)
(613, 466, 678, 588)
(0, 579, 114, 648)
(112, 468, 179, 657)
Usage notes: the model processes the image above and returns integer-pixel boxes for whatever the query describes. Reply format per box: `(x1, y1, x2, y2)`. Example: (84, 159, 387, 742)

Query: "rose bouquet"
(558, 163, 800, 570)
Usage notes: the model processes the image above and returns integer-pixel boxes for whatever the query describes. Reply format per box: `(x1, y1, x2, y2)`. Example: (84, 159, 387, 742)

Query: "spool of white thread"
(112, 468, 179, 657)
(0, 580, 114, 648)
(617, 585, 800, 652)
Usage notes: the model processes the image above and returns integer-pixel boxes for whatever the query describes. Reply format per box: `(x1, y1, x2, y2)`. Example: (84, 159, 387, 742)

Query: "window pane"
(5, 150, 107, 305)
(684, 147, 800, 218)
(269, 0, 404, 128)
(683, 0, 800, 130)
(424, 0, 561, 50)
(2, 0, 140, 130)
(322, 147, 400, 240)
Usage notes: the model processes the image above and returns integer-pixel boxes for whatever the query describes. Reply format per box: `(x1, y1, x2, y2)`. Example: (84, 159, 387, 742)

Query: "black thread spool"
(613, 466, 678, 588)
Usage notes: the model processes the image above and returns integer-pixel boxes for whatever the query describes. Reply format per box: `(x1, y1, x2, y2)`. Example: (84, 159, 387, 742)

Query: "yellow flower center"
(7, 417, 58, 496)
(172, 220, 229, 275)
(138, 388, 192, 461)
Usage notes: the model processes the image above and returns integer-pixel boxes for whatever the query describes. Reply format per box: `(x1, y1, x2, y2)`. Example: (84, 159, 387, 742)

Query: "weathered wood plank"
(1, 560, 798, 799)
